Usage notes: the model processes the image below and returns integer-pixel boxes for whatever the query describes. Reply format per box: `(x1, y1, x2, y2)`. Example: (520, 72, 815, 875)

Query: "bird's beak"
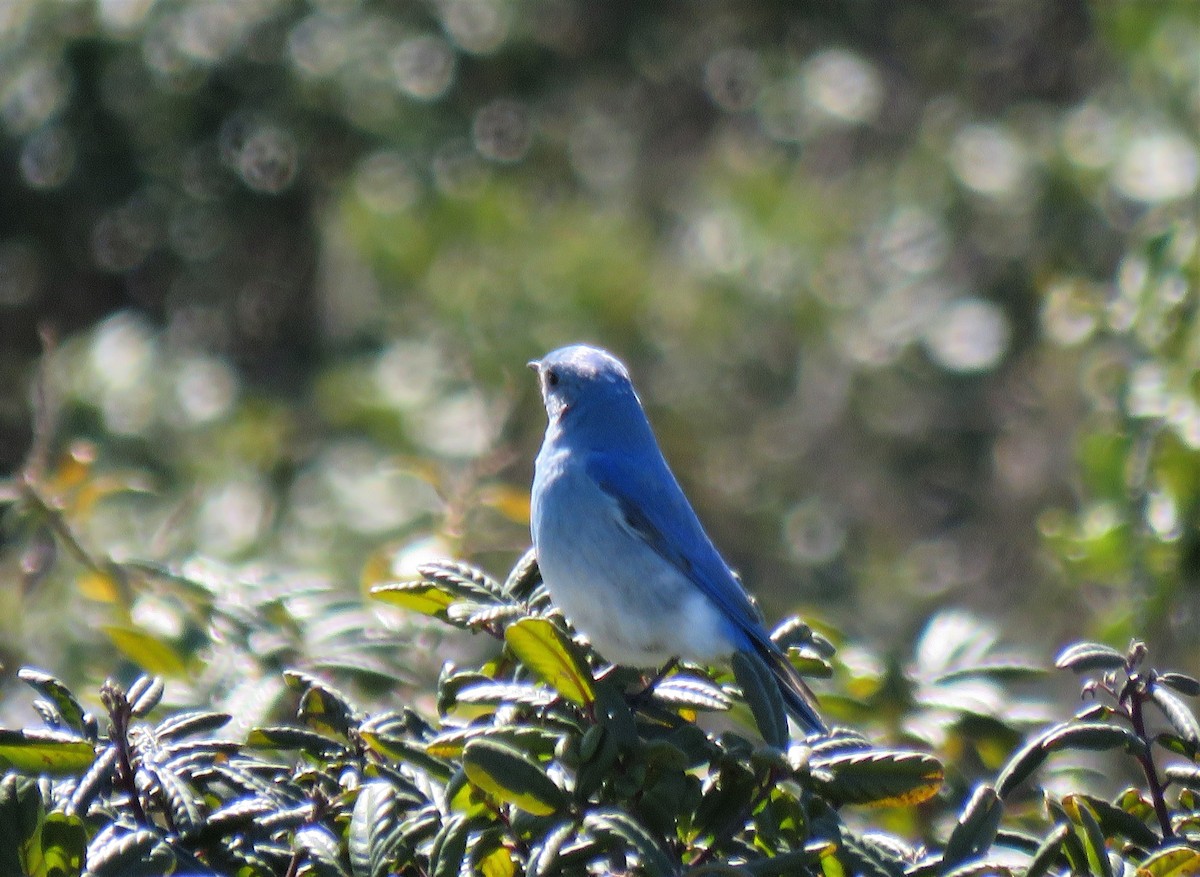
(527, 359, 541, 372)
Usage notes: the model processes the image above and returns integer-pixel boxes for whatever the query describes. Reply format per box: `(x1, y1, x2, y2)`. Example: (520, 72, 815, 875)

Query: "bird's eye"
(545, 369, 560, 388)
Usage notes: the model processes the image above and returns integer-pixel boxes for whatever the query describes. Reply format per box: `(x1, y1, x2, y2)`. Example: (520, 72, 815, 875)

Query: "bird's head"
(529, 345, 648, 440)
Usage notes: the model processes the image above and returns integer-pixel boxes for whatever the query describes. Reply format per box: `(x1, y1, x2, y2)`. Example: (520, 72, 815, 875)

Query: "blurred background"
(1, 0, 1199, 791)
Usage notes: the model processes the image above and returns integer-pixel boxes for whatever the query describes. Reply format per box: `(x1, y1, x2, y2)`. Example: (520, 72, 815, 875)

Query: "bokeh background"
(1, 0, 1198, 763)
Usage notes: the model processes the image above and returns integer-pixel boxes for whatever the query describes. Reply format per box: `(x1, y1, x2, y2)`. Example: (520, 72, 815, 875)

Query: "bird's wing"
(586, 448, 827, 734)
(584, 450, 764, 642)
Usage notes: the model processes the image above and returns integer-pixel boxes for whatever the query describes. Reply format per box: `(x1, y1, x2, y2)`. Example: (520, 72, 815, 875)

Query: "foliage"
(4, 546, 1200, 875)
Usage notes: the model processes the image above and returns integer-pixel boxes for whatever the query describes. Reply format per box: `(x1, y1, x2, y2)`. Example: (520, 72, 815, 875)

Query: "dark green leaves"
(1055, 642, 1128, 673)
(731, 650, 788, 749)
(810, 749, 944, 806)
(462, 737, 567, 816)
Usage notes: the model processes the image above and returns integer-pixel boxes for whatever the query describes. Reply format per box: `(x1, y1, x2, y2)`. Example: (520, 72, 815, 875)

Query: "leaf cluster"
(5, 553, 1200, 876)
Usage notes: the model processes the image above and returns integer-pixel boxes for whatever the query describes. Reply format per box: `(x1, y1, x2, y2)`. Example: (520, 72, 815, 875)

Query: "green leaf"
(503, 548, 542, 599)
(731, 650, 788, 748)
(1157, 673, 1200, 697)
(941, 784, 1003, 869)
(429, 813, 471, 877)
(1042, 721, 1148, 756)
(370, 582, 457, 618)
(85, 828, 175, 876)
(810, 750, 944, 806)
(997, 721, 1145, 799)
(1150, 684, 1200, 747)
(425, 725, 561, 760)
(0, 730, 96, 776)
(350, 782, 404, 877)
(1137, 844, 1200, 877)
(0, 775, 43, 877)
(1065, 796, 1112, 877)
(102, 625, 189, 677)
(17, 669, 88, 736)
(38, 812, 86, 877)
(359, 731, 454, 782)
(125, 676, 165, 717)
(419, 559, 505, 600)
(1054, 642, 1127, 673)
(244, 726, 349, 756)
(583, 809, 675, 877)
(504, 617, 595, 706)
(651, 674, 733, 712)
(462, 738, 566, 816)
(1023, 824, 1070, 877)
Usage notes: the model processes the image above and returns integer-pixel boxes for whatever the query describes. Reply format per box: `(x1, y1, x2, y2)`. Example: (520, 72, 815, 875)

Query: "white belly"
(532, 453, 737, 667)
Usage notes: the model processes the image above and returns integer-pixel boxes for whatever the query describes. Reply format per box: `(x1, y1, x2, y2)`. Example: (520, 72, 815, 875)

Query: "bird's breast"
(531, 449, 737, 667)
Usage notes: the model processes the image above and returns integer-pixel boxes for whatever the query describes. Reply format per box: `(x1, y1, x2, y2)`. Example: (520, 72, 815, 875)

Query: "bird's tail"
(763, 645, 827, 736)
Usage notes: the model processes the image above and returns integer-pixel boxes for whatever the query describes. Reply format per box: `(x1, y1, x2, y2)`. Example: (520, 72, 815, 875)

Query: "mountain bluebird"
(529, 344, 825, 735)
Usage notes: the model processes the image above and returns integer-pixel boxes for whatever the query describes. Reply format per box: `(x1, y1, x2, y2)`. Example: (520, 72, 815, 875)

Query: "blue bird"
(529, 344, 825, 736)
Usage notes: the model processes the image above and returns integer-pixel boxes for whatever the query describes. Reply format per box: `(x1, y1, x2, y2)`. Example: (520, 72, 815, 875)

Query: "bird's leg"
(628, 656, 680, 707)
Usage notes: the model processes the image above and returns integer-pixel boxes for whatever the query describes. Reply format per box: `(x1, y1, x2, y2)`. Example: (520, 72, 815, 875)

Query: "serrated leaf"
(245, 727, 348, 756)
(583, 809, 675, 877)
(810, 750, 943, 806)
(17, 669, 88, 736)
(1150, 685, 1200, 746)
(370, 582, 457, 617)
(102, 625, 188, 677)
(998, 721, 1145, 799)
(295, 825, 350, 877)
(419, 560, 505, 600)
(155, 710, 232, 740)
(430, 813, 471, 877)
(942, 784, 1003, 869)
(453, 681, 558, 707)
(1157, 673, 1200, 697)
(1054, 642, 1127, 673)
(1042, 721, 1148, 756)
(1137, 844, 1200, 877)
(651, 674, 733, 711)
(503, 548, 541, 599)
(350, 781, 403, 877)
(127, 676, 165, 716)
(504, 617, 595, 706)
(462, 738, 566, 816)
(359, 731, 454, 782)
(0, 729, 96, 776)
(85, 828, 174, 876)
(731, 650, 788, 748)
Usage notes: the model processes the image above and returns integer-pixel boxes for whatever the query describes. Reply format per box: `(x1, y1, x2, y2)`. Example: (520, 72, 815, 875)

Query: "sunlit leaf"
(0, 730, 96, 776)
(811, 749, 944, 806)
(370, 582, 457, 618)
(1136, 844, 1200, 877)
(462, 738, 566, 816)
(504, 617, 594, 706)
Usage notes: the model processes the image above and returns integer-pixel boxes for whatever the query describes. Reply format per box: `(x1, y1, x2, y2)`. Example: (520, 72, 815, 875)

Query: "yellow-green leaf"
(370, 582, 457, 617)
(0, 730, 96, 776)
(102, 625, 188, 677)
(1137, 845, 1200, 877)
(811, 749, 944, 806)
(462, 738, 566, 816)
(504, 617, 594, 706)
(477, 845, 516, 877)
